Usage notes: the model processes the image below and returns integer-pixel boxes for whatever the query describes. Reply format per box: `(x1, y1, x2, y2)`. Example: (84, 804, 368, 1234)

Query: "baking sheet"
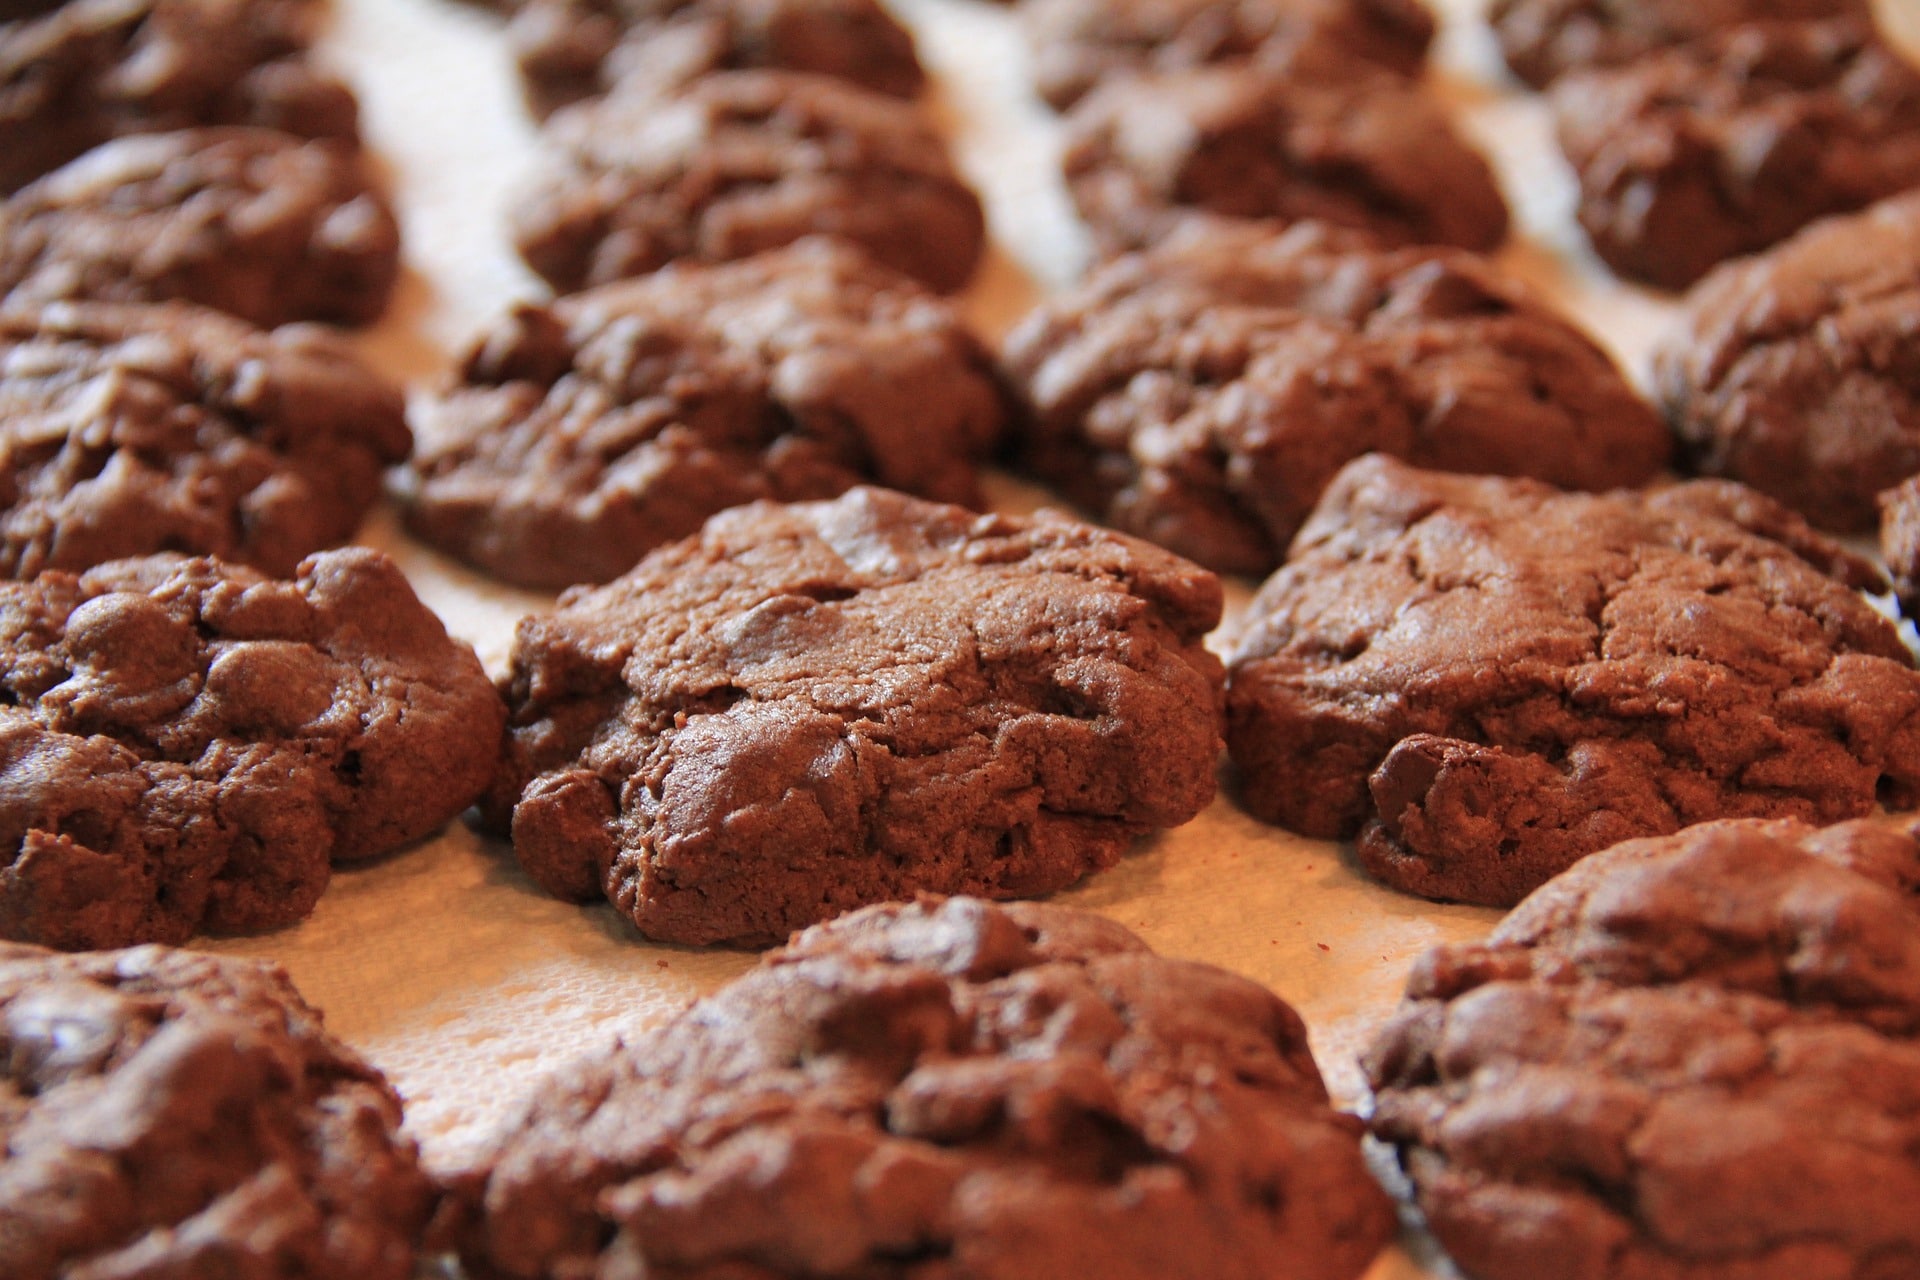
(192, 2, 1920, 1276)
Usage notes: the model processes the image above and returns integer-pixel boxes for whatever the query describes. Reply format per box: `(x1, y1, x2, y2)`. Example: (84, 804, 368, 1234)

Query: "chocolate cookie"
(0, 128, 400, 328)
(1062, 64, 1508, 256)
(1, 941, 434, 1280)
(510, 70, 985, 295)
(1364, 815, 1920, 1280)
(1489, 0, 1870, 87)
(1225, 453, 1920, 907)
(1001, 220, 1670, 576)
(399, 240, 1008, 591)
(508, 0, 923, 119)
(1884, 473, 1920, 618)
(1022, 0, 1434, 111)
(0, 0, 360, 194)
(0, 547, 505, 950)
(490, 487, 1225, 947)
(0, 301, 410, 578)
(1652, 191, 1920, 532)
(442, 895, 1396, 1280)
(1551, 17, 1920, 290)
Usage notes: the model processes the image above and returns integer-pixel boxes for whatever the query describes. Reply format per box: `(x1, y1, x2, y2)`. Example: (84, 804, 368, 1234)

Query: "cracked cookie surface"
(1062, 63, 1508, 256)
(1365, 815, 1920, 1280)
(1002, 221, 1669, 576)
(0, 128, 400, 328)
(0, 0, 359, 194)
(510, 70, 984, 295)
(0, 300, 410, 578)
(508, 0, 923, 118)
(0, 941, 433, 1280)
(1884, 474, 1920, 619)
(398, 239, 1007, 591)
(490, 487, 1225, 946)
(1653, 190, 1920, 532)
(1225, 454, 1920, 906)
(0, 548, 505, 949)
(1488, 0, 1869, 87)
(1551, 17, 1920, 289)
(443, 895, 1396, 1280)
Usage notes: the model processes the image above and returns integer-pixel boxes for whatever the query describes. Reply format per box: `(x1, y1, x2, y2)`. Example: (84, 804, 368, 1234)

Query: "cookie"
(1001, 220, 1670, 576)
(1364, 815, 1920, 1280)
(508, 0, 923, 119)
(0, 301, 411, 578)
(0, 128, 400, 328)
(1062, 64, 1508, 256)
(1489, 0, 1870, 87)
(1652, 191, 1920, 532)
(489, 487, 1226, 947)
(441, 895, 1396, 1280)
(398, 239, 1008, 591)
(0, 0, 360, 195)
(0, 547, 505, 950)
(0, 941, 434, 1280)
(1551, 17, 1920, 290)
(510, 70, 985, 295)
(1225, 453, 1920, 907)
(1884, 473, 1920, 618)
(1022, 0, 1435, 111)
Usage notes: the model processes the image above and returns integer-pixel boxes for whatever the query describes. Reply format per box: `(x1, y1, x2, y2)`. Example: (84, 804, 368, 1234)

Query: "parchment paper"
(193, 2, 1920, 1276)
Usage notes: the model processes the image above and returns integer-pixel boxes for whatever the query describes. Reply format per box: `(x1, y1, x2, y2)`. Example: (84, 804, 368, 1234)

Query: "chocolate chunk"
(1489, 0, 1870, 87)
(443, 895, 1396, 1280)
(490, 487, 1225, 946)
(398, 239, 1008, 591)
(1225, 453, 1920, 906)
(0, 547, 505, 949)
(1001, 220, 1670, 575)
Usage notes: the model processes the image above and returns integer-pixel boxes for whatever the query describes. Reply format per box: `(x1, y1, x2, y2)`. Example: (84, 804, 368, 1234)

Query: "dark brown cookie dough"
(0, 301, 410, 578)
(1225, 453, 1920, 907)
(1001, 220, 1670, 576)
(1062, 63, 1508, 256)
(1488, 0, 1870, 87)
(0, 127, 400, 328)
(510, 70, 985, 295)
(0, 941, 434, 1280)
(508, 0, 923, 119)
(0, 0, 360, 195)
(399, 240, 1008, 591)
(1022, 0, 1434, 110)
(0, 547, 505, 950)
(1551, 17, 1920, 290)
(1884, 474, 1920, 618)
(490, 487, 1226, 947)
(1364, 815, 1920, 1280)
(442, 895, 1396, 1280)
(1653, 191, 1920, 532)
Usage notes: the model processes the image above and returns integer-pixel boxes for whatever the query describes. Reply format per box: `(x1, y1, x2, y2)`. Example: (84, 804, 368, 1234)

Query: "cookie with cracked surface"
(0, 547, 506, 950)
(1364, 815, 1920, 1280)
(489, 487, 1225, 947)
(0, 941, 434, 1280)
(1022, 0, 1434, 111)
(1653, 191, 1920, 532)
(1488, 0, 1870, 87)
(1062, 63, 1508, 256)
(0, 128, 400, 328)
(441, 894, 1396, 1280)
(398, 239, 1007, 592)
(510, 70, 985, 295)
(0, 301, 410, 578)
(1225, 453, 1920, 907)
(0, 0, 359, 195)
(1884, 474, 1920, 618)
(1551, 17, 1920, 290)
(508, 0, 923, 119)
(1001, 220, 1670, 576)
